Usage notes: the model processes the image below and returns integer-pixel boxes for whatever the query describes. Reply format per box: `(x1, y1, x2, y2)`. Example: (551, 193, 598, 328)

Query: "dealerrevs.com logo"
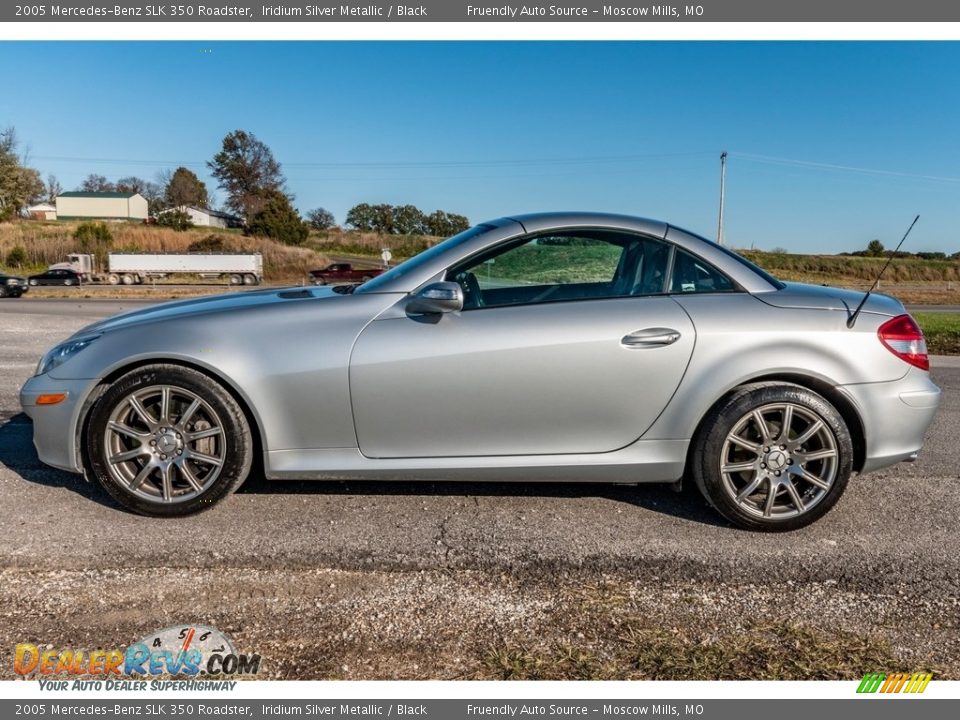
(15, 625, 261, 682)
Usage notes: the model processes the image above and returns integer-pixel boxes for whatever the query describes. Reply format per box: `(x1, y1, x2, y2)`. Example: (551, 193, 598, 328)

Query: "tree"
(156, 209, 194, 231)
(79, 174, 115, 192)
(306, 207, 335, 231)
(208, 130, 286, 223)
(246, 190, 308, 245)
(0, 127, 44, 220)
(865, 239, 886, 257)
(45, 174, 62, 203)
(164, 166, 209, 209)
(139, 181, 165, 215)
(116, 176, 147, 194)
(392, 204, 426, 235)
(424, 209, 470, 237)
(445, 212, 470, 235)
(345, 202, 376, 232)
(371, 204, 395, 234)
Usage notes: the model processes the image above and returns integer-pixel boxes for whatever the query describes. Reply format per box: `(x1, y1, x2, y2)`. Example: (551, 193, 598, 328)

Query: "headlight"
(5, 278, 17, 285)
(35, 335, 101, 376)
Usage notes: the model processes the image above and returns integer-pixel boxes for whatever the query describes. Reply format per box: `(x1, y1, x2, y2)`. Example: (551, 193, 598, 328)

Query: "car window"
(669, 248, 735, 294)
(447, 229, 671, 310)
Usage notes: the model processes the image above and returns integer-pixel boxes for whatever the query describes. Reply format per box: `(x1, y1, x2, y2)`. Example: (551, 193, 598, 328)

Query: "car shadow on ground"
(0, 413, 726, 528)
(236, 460, 729, 528)
(0, 412, 115, 505)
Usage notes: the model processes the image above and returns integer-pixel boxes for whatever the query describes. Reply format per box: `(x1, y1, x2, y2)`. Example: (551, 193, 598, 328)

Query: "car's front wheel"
(86, 364, 253, 517)
(691, 383, 853, 532)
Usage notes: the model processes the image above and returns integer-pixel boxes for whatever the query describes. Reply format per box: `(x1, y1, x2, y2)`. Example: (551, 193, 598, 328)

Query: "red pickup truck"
(308, 263, 384, 285)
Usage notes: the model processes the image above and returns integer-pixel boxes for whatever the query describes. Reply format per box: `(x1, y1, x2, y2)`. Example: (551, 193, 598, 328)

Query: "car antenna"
(847, 214, 919, 329)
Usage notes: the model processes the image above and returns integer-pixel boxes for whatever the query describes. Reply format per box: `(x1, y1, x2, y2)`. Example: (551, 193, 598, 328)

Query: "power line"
(730, 152, 960, 185)
(30, 150, 714, 171)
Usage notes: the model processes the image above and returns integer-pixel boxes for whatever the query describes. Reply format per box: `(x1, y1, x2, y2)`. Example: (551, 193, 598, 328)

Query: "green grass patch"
(914, 313, 960, 355)
(743, 250, 960, 284)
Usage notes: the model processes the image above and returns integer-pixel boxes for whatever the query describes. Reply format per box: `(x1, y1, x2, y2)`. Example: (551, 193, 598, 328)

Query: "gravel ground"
(0, 299, 957, 679)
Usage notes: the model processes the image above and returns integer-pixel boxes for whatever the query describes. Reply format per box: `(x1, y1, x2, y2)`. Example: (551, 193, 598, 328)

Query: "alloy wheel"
(719, 402, 838, 520)
(102, 384, 226, 504)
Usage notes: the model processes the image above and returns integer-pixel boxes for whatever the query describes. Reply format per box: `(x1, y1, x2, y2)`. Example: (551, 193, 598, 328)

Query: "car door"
(349, 229, 696, 459)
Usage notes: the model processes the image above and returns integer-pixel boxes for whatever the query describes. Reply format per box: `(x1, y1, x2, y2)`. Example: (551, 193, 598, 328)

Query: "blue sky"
(3, 41, 959, 253)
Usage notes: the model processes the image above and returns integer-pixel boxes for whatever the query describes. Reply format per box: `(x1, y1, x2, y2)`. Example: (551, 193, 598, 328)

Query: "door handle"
(621, 328, 682, 348)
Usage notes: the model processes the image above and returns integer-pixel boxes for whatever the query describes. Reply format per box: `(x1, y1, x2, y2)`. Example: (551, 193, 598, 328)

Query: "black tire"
(85, 364, 253, 517)
(691, 383, 853, 532)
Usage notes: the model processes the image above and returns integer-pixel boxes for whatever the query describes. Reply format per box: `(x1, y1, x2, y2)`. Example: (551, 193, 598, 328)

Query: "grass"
(741, 249, 960, 284)
(914, 313, 960, 355)
(482, 621, 901, 681)
(306, 229, 438, 260)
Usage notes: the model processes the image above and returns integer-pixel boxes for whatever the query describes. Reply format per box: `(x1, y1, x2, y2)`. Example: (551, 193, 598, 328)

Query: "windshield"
(356, 223, 499, 293)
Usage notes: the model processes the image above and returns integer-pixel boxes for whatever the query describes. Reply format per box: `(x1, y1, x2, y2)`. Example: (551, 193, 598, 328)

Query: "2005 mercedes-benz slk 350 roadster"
(21, 213, 941, 530)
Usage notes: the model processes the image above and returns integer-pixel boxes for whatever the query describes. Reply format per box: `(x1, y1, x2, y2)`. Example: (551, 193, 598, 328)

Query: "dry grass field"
(0, 221, 329, 281)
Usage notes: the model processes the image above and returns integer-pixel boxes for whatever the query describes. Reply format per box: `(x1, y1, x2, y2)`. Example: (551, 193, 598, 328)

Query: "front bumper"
(20, 374, 100, 474)
(839, 366, 941, 474)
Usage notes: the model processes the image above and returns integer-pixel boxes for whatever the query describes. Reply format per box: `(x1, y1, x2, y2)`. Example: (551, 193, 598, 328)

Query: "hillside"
(0, 221, 330, 281)
(740, 249, 960, 285)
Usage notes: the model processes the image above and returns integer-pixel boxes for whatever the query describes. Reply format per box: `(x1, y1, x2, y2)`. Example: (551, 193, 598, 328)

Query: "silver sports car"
(20, 213, 941, 530)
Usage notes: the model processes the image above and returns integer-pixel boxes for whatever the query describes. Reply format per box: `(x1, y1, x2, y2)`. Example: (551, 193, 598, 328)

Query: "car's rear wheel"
(86, 364, 253, 517)
(29, 278, 38, 286)
(691, 383, 852, 531)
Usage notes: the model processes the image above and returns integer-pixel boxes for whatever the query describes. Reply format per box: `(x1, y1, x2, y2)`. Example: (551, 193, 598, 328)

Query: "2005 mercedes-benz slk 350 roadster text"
(20, 213, 941, 530)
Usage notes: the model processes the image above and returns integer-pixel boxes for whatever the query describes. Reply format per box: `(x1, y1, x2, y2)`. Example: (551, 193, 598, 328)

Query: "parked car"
(308, 263, 383, 285)
(21, 213, 940, 529)
(28, 269, 82, 287)
(0, 272, 29, 298)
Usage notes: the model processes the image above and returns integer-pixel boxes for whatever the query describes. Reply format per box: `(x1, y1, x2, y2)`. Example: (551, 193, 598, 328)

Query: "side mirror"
(407, 281, 464, 315)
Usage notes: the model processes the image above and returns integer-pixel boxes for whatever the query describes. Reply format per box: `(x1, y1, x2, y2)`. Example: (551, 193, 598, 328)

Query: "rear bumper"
(839, 367, 941, 474)
(20, 374, 98, 474)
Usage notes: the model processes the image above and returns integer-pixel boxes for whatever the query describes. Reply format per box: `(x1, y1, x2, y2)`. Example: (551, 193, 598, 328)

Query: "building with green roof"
(55, 191, 148, 221)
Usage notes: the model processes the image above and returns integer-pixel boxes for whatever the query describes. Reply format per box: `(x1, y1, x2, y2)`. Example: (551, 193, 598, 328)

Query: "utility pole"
(717, 151, 728, 246)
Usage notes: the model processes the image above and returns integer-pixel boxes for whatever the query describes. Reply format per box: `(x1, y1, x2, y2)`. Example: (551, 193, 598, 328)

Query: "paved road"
(0, 299, 957, 679)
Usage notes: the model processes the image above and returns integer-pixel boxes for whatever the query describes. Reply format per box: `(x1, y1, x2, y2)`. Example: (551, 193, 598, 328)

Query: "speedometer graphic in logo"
(137, 624, 236, 674)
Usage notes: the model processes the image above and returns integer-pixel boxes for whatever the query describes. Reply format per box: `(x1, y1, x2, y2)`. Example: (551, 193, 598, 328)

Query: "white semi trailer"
(50, 253, 263, 285)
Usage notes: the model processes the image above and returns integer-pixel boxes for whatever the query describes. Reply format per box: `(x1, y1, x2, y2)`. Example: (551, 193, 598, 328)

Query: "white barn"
(56, 191, 149, 221)
(179, 206, 243, 229)
(26, 203, 57, 220)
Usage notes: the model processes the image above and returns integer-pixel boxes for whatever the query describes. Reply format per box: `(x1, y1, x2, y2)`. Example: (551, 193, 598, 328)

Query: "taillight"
(877, 314, 929, 371)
